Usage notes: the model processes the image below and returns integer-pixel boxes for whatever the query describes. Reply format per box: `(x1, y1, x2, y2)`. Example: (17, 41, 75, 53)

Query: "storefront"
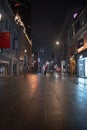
(76, 37, 87, 78)
(77, 54, 87, 77)
(0, 59, 10, 77)
(0, 54, 19, 77)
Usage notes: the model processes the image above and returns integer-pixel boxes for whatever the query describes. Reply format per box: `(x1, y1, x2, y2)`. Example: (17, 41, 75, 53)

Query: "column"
(16, 62, 19, 76)
(10, 57, 13, 77)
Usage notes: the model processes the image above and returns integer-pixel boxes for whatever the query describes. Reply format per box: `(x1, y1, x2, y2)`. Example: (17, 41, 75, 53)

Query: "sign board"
(0, 32, 10, 48)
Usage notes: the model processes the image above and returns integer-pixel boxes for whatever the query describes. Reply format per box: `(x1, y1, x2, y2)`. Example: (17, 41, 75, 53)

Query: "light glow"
(79, 55, 83, 59)
(24, 49, 27, 53)
(15, 12, 32, 46)
(0, 14, 2, 21)
(73, 13, 78, 19)
(56, 41, 59, 45)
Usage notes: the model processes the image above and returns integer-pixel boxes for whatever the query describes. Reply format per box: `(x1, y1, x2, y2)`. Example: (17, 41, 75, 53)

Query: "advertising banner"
(0, 32, 10, 48)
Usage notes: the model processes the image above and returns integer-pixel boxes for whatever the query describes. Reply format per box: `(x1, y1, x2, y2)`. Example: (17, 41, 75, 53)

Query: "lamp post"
(56, 40, 66, 72)
(24, 49, 27, 64)
(54, 41, 60, 64)
(24, 49, 27, 73)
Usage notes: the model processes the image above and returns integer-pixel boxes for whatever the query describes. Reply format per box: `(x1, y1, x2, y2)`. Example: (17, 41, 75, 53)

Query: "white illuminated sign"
(79, 55, 83, 59)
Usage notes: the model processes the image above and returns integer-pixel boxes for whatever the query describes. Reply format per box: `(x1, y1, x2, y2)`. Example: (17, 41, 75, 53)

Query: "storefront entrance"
(78, 57, 87, 77)
(0, 63, 10, 77)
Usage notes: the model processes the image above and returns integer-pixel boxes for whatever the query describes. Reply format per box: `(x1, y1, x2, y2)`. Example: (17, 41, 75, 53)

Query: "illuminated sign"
(73, 13, 78, 19)
(79, 55, 83, 59)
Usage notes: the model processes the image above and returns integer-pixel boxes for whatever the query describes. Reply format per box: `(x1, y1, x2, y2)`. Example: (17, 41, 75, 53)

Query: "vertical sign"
(0, 32, 10, 48)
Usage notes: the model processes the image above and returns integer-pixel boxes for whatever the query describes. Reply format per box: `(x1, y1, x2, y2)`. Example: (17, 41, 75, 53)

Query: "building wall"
(73, 5, 87, 77)
(59, 3, 87, 77)
(0, 0, 32, 77)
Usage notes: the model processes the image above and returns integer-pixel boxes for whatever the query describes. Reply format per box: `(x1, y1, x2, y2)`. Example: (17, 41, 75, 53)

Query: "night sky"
(8, 0, 85, 64)
(31, 0, 85, 63)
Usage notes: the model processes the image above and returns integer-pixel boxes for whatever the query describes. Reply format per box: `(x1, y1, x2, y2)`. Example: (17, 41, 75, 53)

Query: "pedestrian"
(43, 65, 47, 76)
(44, 68, 46, 76)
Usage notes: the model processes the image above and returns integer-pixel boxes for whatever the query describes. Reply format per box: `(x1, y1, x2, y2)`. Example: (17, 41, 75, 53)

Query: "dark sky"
(8, 0, 85, 63)
(8, 0, 85, 64)
(31, 0, 85, 63)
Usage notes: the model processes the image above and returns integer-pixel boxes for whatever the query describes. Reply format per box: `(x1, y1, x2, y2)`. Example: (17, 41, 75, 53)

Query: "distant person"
(43, 65, 47, 76)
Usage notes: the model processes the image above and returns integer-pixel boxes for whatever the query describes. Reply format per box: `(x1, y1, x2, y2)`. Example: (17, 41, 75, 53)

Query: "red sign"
(0, 32, 10, 48)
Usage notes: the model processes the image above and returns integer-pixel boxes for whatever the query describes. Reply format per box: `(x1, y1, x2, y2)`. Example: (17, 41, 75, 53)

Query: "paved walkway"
(0, 72, 87, 86)
(0, 73, 87, 130)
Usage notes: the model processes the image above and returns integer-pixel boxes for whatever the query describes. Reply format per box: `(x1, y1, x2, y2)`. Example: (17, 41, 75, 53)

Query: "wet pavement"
(61, 73, 87, 86)
(0, 73, 87, 130)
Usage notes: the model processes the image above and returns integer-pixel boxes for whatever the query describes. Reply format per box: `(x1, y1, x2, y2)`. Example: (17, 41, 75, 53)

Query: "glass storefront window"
(85, 58, 87, 77)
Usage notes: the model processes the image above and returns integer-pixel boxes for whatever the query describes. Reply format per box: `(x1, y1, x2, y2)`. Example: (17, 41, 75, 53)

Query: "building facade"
(0, 0, 32, 77)
(74, 5, 87, 77)
(59, 2, 87, 78)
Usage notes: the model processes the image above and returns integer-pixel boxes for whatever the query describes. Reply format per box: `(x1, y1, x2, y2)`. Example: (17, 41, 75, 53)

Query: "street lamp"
(56, 40, 65, 70)
(24, 49, 27, 53)
(24, 49, 27, 73)
(54, 41, 60, 65)
(56, 41, 59, 45)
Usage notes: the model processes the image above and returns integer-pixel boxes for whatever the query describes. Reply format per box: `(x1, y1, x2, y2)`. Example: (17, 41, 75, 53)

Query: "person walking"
(43, 65, 47, 76)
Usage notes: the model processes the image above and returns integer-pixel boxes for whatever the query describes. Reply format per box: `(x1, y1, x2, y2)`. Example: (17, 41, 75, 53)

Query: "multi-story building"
(59, 2, 87, 78)
(14, 11, 32, 74)
(0, 0, 32, 77)
(73, 4, 87, 78)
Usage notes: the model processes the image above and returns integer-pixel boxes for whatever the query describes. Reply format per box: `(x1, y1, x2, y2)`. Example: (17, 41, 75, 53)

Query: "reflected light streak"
(27, 74, 38, 97)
